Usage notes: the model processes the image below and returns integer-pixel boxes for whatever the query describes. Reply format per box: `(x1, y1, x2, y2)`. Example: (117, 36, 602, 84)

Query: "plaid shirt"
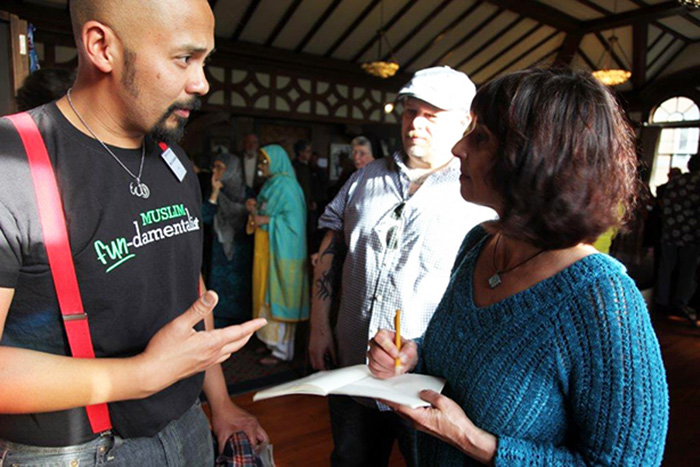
(319, 152, 495, 367)
(214, 432, 264, 467)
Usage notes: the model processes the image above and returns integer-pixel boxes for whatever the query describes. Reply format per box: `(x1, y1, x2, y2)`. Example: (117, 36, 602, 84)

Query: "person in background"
(368, 67, 668, 466)
(310, 150, 330, 253)
(0, 0, 268, 463)
(328, 136, 379, 203)
(655, 153, 700, 326)
(656, 167, 681, 200)
(310, 151, 330, 212)
(293, 139, 315, 209)
(350, 135, 377, 170)
(293, 139, 318, 249)
(202, 153, 255, 327)
(15, 67, 76, 111)
(240, 133, 263, 193)
(309, 66, 494, 467)
(308, 136, 378, 312)
(249, 144, 309, 366)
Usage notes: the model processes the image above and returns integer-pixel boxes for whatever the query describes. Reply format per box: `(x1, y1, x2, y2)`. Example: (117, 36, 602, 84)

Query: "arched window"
(649, 96, 700, 195)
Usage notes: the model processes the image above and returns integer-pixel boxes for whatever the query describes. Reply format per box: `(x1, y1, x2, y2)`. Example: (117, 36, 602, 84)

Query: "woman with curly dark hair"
(367, 68, 669, 466)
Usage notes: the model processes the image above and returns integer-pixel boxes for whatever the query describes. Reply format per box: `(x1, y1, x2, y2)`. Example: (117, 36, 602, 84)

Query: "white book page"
(253, 365, 371, 401)
(332, 373, 445, 408)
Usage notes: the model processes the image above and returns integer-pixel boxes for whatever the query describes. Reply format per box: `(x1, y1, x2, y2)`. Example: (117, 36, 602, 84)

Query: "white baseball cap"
(397, 66, 476, 113)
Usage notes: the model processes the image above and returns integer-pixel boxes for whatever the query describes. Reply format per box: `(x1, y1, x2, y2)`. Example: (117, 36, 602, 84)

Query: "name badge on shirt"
(161, 147, 187, 182)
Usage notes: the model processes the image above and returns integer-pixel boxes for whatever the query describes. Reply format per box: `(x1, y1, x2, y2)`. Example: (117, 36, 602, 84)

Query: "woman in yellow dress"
(248, 144, 309, 365)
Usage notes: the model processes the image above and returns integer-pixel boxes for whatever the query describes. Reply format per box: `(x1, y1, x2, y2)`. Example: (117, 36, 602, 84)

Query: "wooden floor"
(216, 312, 700, 466)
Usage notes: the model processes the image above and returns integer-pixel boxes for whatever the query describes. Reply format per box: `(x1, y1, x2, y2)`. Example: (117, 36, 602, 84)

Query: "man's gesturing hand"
(138, 291, 267, 395)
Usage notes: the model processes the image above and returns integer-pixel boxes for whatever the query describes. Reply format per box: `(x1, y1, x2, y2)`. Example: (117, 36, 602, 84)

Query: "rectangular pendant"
(488, 273, 502, 289)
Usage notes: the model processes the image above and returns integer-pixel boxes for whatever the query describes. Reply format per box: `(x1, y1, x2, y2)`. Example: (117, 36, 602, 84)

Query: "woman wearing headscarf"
(249, 144, 309, 365)
(202, 153, 255, 327)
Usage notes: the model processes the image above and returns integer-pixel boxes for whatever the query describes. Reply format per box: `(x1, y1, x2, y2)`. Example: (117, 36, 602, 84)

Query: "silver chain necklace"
(66, 88, 150, 199)
(488, 234, 545, 289)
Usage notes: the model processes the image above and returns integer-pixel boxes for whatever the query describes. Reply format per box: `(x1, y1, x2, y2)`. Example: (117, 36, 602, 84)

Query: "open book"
(253, 365, 445, 408)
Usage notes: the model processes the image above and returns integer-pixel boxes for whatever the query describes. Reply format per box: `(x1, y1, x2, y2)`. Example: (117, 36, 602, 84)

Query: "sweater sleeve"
(495, 273, 669, 466)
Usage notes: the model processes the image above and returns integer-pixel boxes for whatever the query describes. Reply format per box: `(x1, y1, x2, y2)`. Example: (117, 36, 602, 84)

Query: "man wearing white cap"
(309, 66, 495, 466)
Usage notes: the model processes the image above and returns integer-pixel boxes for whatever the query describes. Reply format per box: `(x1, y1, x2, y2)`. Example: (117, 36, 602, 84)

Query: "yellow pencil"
(394, 309, 402, 373)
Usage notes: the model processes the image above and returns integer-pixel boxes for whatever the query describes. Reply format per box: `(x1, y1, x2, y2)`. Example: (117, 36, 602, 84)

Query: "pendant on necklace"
(130, 179, 150, 199)
(488, 273, 502, 289)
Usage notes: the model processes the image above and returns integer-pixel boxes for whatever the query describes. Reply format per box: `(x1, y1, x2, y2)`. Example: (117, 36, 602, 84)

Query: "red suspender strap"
(5, 112, 113, 433)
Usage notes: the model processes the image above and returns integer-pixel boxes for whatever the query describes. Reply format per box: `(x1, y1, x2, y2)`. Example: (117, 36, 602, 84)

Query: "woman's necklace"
(66, 88, 150, 199)
(488, 234, 545, 289)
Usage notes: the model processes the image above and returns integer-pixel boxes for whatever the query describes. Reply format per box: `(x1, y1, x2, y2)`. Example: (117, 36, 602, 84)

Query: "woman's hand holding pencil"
(367, 327, 418, 380)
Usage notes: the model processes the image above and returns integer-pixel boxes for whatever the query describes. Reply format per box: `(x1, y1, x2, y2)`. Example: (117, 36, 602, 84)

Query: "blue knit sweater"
(418, 227, 669, 466)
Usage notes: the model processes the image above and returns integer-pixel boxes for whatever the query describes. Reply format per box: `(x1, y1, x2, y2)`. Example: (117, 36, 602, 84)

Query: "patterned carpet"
(220, 333, 311, 396)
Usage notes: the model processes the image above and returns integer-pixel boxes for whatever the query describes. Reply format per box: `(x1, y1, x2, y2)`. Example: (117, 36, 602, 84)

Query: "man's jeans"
(329, 394, 418, 467)
(656, 243, 700, 308)
(0, 400, 213, 466)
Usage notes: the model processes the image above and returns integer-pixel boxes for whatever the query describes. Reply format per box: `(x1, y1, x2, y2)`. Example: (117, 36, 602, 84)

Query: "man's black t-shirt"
(0, 103, 204, 446)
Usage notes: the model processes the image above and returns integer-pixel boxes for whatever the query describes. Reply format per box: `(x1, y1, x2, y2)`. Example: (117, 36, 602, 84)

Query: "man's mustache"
(407, 130, 428, 139)
(167, 97, 202, 116)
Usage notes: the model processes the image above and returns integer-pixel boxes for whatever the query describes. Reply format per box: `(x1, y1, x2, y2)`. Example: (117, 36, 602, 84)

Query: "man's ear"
(81, 20, 119, 74)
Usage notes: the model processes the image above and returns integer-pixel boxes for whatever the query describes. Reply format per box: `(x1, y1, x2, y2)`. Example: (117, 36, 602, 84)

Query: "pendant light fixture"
(361, 0, 400, 79)
(678, 0, 700, 9)
(591, 0, 632, 86)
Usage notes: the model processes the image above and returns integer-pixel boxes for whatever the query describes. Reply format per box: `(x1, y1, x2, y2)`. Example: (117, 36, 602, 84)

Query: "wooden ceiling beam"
(636, 64, 700, 101)
(324, 0, 382, 58)
(401, 1, 484, 70)
(351, 1, 416, 62)
(480, 30, 560, 84)
(572, 0, 608, 15)
(453, 15, 526, 70)
(646, 42, 689, 85)
(295, 0, 342, 53)
(483, 0, 580, 31)
(554, 31, 583, 66)
(385, 0, 454, 61)
(653, 21, 691, 42)
(577, 47, 597, 69)
(265, 0, 303, 47)
(232, 0, 261, 42)
(577, 0, 691, 43)
(621, 64, 700, 112)
(627, 0, 692, 42)
(632, 21, 648, 89)
(465, 22, 542, 75)
(648, 37, 678, 70)
(594, 32, 626, 70)
(648, 31, 667, 53)
(429, 7, 505, 67)
(681, 12, 700, 29)
(533, 47, 560, 67)
(582, 1, 687, 33)
(212, 37, 409, 90)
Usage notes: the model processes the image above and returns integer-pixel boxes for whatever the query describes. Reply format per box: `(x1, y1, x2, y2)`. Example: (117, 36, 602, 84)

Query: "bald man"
(0, 0, 268, 464)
